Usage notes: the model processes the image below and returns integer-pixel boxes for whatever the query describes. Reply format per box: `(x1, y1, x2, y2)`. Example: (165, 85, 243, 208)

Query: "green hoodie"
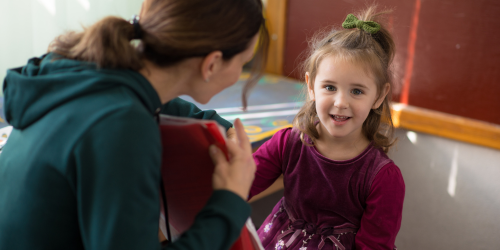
(0, 53, 250, 250)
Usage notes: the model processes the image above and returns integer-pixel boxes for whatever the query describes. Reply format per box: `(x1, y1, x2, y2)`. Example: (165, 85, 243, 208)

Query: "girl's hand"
(210, 118, 255, 200)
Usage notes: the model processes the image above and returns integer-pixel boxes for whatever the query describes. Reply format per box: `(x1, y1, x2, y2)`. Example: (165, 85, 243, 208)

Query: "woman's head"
(180, 33, 261, 105)
(293, 5, 396, 152)
(136, 0, 265, 66)
(48, 0, 268, 107)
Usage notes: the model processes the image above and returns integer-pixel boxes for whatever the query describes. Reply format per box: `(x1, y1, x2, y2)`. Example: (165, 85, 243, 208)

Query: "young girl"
(249, 6, 405, 250)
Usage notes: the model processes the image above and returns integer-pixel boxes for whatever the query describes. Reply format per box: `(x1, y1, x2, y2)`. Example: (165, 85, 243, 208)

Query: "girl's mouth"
(330, 115, 351, 122)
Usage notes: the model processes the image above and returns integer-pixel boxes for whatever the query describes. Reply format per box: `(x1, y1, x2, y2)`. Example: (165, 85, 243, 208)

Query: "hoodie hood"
(3, 53, 161, 129)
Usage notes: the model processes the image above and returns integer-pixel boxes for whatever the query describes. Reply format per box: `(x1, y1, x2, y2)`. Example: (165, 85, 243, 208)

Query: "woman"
(0, 0, 269, 249)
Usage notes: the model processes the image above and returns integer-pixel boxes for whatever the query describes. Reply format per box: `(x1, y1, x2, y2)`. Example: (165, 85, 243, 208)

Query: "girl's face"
(307, 55, 387, 142)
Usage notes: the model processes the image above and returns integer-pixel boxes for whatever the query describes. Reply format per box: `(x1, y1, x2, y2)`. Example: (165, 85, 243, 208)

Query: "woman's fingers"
(210, 119, 256, 200)
(224, 136, 241, 161)
(210, 145, 229, 191)
(209, 145, 228, 171)
(233, 118, 251, 152)
(226, 127, 238, 144)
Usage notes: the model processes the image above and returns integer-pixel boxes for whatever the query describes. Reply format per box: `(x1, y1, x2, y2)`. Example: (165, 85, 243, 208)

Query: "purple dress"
(250, 128, 405, 250)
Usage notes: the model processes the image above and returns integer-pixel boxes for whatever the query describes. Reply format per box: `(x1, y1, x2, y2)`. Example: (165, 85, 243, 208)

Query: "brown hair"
(48, 0, 269, 108)
(293, 5, 396, 153)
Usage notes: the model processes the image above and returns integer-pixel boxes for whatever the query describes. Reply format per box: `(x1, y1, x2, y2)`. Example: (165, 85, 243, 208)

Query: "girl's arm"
(248, 128, 291, 200)
(355, 162, 405, 250)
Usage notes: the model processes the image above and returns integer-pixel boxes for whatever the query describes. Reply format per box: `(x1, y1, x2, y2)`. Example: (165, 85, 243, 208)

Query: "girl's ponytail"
(48, 16, 142, 70)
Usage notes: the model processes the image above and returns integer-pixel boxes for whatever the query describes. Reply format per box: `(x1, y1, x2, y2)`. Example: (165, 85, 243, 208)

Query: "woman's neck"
(314, 123, 371, 161)
(138, 59, 199, 104)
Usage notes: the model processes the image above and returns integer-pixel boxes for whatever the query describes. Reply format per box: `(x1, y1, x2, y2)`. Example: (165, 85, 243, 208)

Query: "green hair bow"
(342, 14, 381, 34)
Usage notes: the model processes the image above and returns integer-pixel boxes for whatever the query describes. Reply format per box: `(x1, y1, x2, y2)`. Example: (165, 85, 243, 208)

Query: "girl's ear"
(372, 83, 390, 109)
(306, 72, 315, 101)
(201, 51, 223, 82)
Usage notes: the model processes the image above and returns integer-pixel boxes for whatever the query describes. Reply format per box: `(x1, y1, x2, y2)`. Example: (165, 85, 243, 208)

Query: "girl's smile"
(330, 114, 351, 125)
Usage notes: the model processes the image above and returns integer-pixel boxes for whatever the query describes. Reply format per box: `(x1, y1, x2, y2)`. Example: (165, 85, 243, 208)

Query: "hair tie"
(342, 14, 380, 34)
(130, 15, 142, 39)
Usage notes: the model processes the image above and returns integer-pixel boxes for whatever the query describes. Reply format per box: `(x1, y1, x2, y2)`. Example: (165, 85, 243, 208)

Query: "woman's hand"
(210, 118, 255, 200)
(226, 127, 237, 144)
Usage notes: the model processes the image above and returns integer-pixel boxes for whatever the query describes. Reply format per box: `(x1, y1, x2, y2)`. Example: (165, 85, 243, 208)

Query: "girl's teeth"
(333, 115, 349, 121)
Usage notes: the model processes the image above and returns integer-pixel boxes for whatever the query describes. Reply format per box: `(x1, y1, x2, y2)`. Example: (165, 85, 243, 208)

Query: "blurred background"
(1, 0, 499, 249)
(0, 0, 142, 84)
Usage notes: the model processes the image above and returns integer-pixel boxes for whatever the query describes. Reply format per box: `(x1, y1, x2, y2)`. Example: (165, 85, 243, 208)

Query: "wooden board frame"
(392, 103, 500, 150)
(264, 0, 287, 75)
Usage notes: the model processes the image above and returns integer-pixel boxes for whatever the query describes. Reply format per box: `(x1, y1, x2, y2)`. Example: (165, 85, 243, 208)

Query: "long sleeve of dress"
(249, 128, 290, 200)
(355, 163, 405, 250)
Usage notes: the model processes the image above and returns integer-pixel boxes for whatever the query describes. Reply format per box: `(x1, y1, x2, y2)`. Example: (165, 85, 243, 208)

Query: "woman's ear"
(306, 72, 315, 101)
(201, 51, 223, 82)
(372, 83, 390, 109)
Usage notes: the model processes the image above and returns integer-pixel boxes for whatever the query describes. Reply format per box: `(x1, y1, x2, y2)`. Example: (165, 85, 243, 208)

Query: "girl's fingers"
(233, 118, 251, 152)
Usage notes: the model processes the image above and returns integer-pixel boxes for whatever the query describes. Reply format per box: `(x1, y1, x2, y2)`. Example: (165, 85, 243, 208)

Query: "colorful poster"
(180, 73, 305, 146)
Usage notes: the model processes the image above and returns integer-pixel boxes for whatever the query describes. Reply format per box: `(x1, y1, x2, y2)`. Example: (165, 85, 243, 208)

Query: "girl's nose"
(334, 94, 349, 109)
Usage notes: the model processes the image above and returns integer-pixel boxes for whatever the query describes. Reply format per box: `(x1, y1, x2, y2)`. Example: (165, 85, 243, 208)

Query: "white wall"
(0, 0, 143, 96)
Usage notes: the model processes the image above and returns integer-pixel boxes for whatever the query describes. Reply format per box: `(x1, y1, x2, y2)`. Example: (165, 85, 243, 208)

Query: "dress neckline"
(303, 133, 375, 165)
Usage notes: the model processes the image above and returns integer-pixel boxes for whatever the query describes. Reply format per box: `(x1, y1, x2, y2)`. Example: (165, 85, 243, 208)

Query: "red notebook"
(158, 115, 263, 250)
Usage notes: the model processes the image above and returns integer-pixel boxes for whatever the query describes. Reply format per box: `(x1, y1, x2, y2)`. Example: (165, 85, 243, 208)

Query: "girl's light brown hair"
(48, 0, 269, 108)
(293, 5, 396, 153)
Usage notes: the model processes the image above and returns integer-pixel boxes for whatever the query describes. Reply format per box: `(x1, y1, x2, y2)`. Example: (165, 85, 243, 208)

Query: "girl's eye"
(351, 89, 363, 95)
(325, 85, 336, 91)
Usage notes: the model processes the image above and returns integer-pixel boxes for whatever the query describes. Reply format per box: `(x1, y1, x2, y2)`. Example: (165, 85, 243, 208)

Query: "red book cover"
(158, 115, 263, 250)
